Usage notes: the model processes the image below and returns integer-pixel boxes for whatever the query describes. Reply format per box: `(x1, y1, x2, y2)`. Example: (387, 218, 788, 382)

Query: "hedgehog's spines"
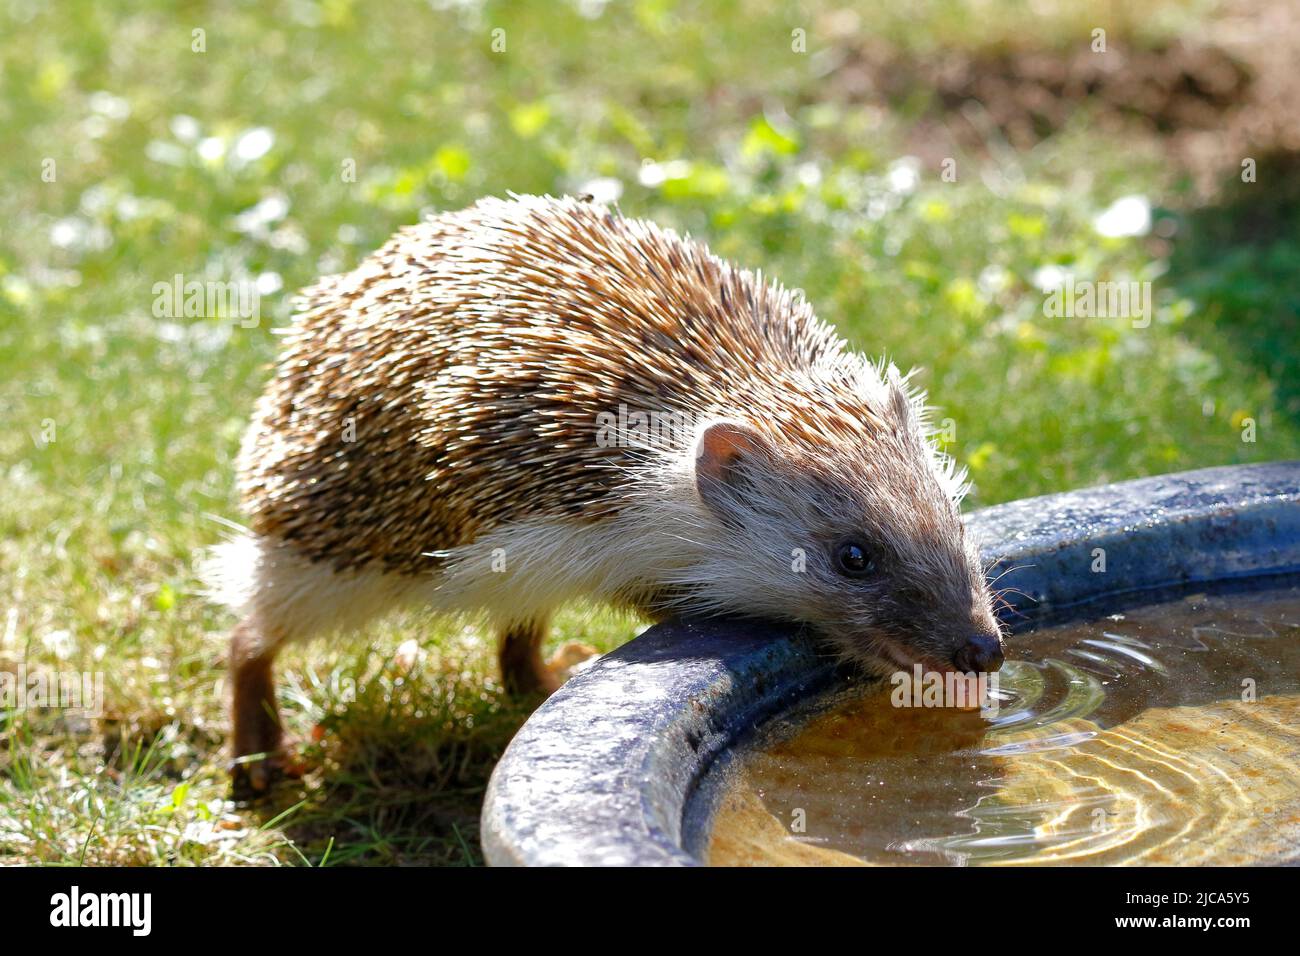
(234, 194, 954, 581)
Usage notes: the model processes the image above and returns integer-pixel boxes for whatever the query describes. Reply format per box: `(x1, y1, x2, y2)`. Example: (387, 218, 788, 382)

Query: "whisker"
(985, 562, 1035, 588)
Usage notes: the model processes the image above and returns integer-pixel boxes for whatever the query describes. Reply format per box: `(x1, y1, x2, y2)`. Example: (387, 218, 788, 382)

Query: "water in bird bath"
(704, 583, 1300, 866)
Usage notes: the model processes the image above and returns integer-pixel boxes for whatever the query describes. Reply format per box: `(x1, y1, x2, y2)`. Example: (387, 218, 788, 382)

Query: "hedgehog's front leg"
(229, 617, 293, 796)
(497, 618, 599, 696)
(498, 618, 555, 696)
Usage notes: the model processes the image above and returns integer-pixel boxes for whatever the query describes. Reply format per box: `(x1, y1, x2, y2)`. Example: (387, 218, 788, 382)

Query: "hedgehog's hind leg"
(228, 616, 296, 797)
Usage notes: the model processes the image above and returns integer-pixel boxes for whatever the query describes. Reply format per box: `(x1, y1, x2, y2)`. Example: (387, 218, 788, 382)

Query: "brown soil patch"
(823, 0, 1300, 195)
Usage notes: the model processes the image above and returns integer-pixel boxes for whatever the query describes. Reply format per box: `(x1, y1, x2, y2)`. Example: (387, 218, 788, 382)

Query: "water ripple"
(707, 585, 1300, 866)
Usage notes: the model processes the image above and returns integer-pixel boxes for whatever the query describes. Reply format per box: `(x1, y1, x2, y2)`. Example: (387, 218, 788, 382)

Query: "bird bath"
(480, 462, 1300, 866)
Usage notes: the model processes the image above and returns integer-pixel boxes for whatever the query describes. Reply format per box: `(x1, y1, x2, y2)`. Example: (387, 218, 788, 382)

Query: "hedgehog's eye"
(833, 540, 876, 578)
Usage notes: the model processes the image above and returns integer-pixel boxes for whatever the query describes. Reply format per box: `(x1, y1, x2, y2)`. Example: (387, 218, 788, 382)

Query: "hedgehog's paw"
(545, 641, 601, 685)
(229, 744, 305, 802)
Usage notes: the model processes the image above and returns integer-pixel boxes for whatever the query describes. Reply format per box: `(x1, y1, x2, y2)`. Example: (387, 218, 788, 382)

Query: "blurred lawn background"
(1, 0, 1296, 864)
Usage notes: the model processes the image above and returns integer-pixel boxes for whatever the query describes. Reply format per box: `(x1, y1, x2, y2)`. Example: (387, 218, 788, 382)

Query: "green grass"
(1, 0, 1296, 865)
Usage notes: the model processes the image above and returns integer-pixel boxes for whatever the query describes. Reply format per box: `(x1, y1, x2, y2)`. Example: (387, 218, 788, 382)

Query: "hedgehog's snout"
(952, 631, 1004, 674)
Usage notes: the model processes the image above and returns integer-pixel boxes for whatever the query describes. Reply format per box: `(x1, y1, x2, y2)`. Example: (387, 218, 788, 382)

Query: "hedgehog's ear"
(694, 420, 770, 514)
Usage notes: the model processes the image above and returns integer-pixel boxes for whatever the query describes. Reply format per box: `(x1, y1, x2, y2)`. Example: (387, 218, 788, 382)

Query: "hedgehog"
(205, 193, 1005, 792)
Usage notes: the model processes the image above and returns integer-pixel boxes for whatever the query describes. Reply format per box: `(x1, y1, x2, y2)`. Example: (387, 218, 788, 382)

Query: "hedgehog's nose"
(953, 633, 1004, 674)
